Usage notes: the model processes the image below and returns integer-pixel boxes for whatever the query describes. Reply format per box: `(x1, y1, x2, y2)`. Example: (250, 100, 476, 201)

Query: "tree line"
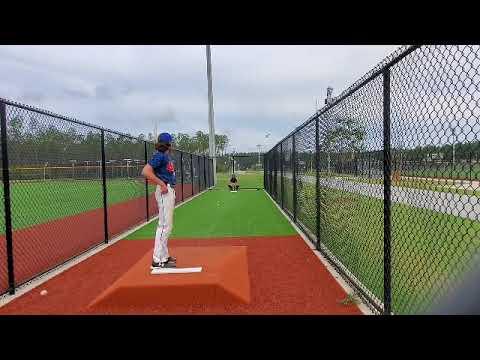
(6, 115, 230, 166)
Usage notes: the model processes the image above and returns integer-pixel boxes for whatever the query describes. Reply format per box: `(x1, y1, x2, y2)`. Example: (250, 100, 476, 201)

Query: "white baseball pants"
(153, 184, 176, 263)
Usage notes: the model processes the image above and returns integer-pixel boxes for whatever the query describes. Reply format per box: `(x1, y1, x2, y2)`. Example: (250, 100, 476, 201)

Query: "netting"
(281, 137, 294, 217)
(265, 45, 480, 314)
(389, 45, 480, 314)
(182, 153, 193, 199)
(275, 146, 281, 201)
(0, 98, 213, 296)
(232, 154, 264, 189)
(146, 142, 158, 218)
(199, 155, 205, 191)
(104, 132, 146, 238)
(0, 118, 7, 294)
(4, 105, 104, 288)
(318, 75, 385, 311)
(192, 154, 199, 195)
(294, 120, 317, 241)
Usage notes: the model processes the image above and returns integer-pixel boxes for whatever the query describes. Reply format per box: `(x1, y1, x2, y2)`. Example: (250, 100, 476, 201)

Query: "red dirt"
(89, 246, 250, 308)
(0, 235, 362, 315)
(0, 185, 201, 296)
(0, 238, 6, 295)
(0, 197, 151, 295)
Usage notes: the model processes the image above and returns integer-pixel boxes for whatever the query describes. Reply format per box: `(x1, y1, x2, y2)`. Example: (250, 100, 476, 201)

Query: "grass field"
(291, 180, 480, 314)
(0, 179, 155, 233)
(0, 171, 264, 235)
(216, 171, 264, 189)
(127, 187, 296, 239)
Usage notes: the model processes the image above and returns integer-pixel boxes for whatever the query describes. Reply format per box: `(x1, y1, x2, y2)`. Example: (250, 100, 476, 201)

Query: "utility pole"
(206, 45, 217, 185)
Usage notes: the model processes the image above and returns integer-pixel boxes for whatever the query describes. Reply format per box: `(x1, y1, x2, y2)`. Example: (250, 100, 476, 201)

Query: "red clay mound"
(0, 236, 363, 315)
(89, 246, 250, 309)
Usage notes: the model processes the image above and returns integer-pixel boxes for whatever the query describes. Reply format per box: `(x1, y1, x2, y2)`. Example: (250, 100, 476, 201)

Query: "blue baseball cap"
(158, 132, 173, 144)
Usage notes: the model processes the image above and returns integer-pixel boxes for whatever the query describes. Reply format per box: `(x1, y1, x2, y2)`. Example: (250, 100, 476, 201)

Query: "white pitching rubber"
(151, 267, 203, 275)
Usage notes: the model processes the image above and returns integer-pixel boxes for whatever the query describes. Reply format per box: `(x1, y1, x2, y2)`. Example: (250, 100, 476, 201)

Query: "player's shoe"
(151, 258, 177, 269)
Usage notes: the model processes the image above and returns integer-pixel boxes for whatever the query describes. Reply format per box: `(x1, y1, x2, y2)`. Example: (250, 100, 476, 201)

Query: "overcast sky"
(0, 45, 399, 153)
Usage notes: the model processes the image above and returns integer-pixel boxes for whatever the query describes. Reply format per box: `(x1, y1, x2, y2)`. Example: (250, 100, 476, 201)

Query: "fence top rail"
(268, 44, 422, 151)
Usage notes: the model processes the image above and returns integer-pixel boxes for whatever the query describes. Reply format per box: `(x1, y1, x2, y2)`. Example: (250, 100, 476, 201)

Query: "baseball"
(40, 290, 48, 296)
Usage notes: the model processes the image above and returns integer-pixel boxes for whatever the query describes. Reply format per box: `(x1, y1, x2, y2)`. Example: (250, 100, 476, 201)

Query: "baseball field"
(2, 169, 476, 314)
(0, 171, 362, 315)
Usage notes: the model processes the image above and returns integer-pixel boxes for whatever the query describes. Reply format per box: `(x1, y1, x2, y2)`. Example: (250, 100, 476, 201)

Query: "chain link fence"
(0, 98, 214, 296)
(265, 45, 480, 314)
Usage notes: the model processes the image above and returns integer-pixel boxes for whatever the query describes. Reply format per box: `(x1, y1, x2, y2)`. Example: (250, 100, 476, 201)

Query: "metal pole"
(203, 156, 207, 191)
(383, 69, 392, 315)
(292, 134, 297, 222)
(315, 117, 321, 250)
(206, 45, 217, 186)
(180, 152, 184, 201)
(198, 155, 201, 191)
(280, 142, 284, 209)
(101, 131, 109, 243)
(1, 102, 15, 294)
(190, 153, 194, 196)
(144, 141, 149, 220)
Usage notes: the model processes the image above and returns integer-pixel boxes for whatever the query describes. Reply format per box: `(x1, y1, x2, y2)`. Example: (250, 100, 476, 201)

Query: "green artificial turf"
(216, 171, 264, 189)
(126, 188, 296, 240)
(0, 179, 155, 233)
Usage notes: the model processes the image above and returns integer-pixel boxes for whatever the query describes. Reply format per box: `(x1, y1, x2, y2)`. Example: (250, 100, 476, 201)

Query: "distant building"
(427, 152, 444, 161)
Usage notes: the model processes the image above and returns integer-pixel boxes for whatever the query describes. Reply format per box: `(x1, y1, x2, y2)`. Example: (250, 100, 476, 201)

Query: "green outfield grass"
(293, 180, 480, 314)
(215, 171, 264, 189)
(0, 179, 155, 233)
(126, 188, 296, 240)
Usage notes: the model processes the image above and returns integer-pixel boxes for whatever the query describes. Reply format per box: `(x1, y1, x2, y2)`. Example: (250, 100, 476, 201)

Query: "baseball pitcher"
(142, 132, 177, 269)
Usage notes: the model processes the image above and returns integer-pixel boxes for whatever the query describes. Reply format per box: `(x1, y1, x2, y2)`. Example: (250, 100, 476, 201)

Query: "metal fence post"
(180, 152, 184, 202)
(144, 141, 149, 220)
(203, 156, 207, 190)
(383, 68, 392, 315)
(292, 134, 297, 222)
(263, 156, 266, 189)
(100, 130, 109, 243)
(190, 153, 194, 195)
(198, 155, 201, 191)
(315, 116, 321, 250)
(1, 102, 15, 295)
(280, 142, 284, 209)
(273, 149, 277, 199)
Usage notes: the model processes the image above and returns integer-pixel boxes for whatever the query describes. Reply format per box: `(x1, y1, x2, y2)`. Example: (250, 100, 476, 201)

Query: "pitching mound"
(88, 245, 250, 309)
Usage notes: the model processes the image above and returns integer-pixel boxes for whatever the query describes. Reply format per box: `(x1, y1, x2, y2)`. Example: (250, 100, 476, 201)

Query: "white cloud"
(0, 45, 399, 151)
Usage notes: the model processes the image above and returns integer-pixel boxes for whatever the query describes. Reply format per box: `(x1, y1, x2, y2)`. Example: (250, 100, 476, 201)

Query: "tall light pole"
(206, 45, 217, 185)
